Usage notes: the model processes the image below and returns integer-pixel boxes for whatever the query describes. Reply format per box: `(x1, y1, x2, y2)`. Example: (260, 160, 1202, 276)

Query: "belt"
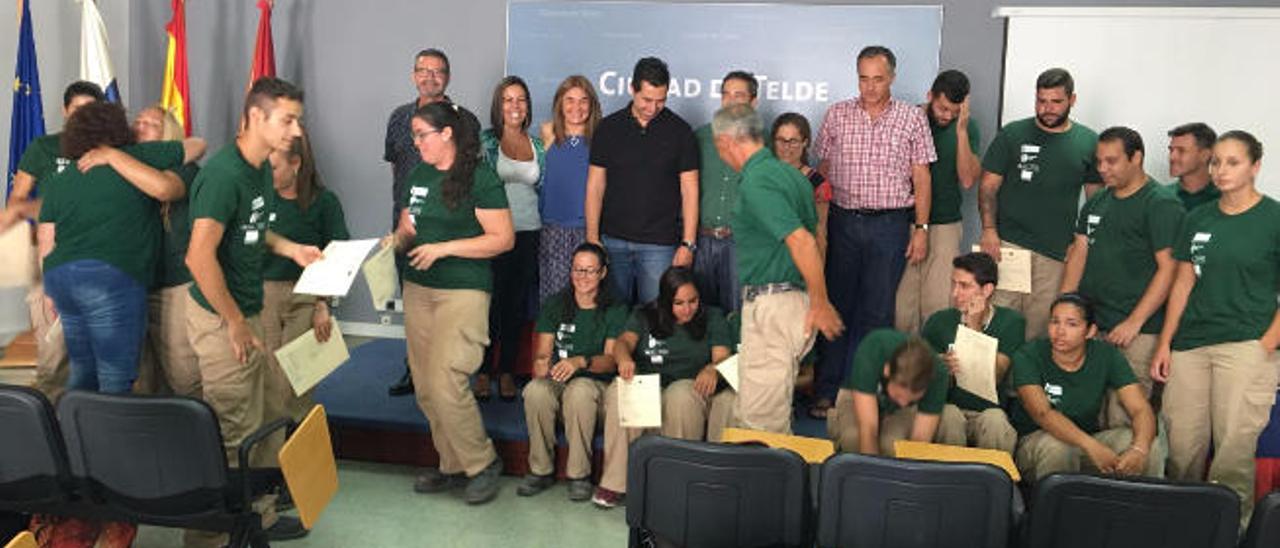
(841, 206, 913, 217)
(699, 226, 733, 239)
(741, 282, 800, 303)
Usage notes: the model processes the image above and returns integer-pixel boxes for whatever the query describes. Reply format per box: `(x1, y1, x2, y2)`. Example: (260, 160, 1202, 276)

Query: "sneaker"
(463, 459, 504, 505)
(516, 474, 555, 497)
(263, 516, 309, 541)
(413, 468, 467, 493)
(591, 486, 625, 509)
(567, 479, 593, 502)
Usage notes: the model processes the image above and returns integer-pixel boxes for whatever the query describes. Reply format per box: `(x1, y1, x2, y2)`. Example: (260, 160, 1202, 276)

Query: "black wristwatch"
(681, 239, 698, 252)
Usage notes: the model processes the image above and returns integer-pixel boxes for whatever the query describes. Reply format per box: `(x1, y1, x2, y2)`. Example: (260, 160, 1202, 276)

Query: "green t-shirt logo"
(1190, 231, 1212, 276)
(643, 334, 669, 365)
(1085, 213, 1101, 244)
(54, 157, 71, 174)
(555, 322, 577, 359)
(1044, 382, 1064, 406)
(242, 195, 267, 245)
(1018, 144, 1042, 182)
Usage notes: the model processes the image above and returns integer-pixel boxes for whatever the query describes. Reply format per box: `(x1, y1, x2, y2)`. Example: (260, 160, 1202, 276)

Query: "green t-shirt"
(39, 142, 184, 288)
(732, 148, 816, 287)
(156, 163, 200, 288)
(929, 117, 981, 224)
(535, 293, 629, 382)
(1009, 338, 1137, 435)
(1163, 179, 1221, 212)
(982, 118, 1100, 260)
(400, 163, 509, 291)
(695, 124, 741, 229)
(1171, 196, 1280, 351)
(920, 306, 1026, 411)
(1076, 180, 1185, 333)
(843, 329, 949, 414)
(16, 133, 69, 186)
(263, 189, 350, 281)
(624, 306, 732, 386)
(187, 145, 274, 316)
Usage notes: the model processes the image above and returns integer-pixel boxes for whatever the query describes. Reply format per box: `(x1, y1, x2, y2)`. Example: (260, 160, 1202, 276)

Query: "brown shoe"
(474, 373, 492, 401)
(498, 373, 518, 401)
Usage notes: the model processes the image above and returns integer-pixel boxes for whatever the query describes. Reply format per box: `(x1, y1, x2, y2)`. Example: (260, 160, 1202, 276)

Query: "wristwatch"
(681, 240, 698, 252)
(913, 223, 930, 232)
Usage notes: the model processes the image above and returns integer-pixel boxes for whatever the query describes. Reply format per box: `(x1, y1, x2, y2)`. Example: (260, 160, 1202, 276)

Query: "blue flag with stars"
(8, 0, 47, 200)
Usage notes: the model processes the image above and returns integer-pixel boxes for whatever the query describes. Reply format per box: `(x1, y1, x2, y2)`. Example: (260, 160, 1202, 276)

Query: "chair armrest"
(235, 418, 294, 506)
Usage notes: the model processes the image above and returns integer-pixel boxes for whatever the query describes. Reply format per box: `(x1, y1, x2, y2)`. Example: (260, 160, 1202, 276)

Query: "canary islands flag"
(80, 0, 121, 103)
(7, 0, 47, 200)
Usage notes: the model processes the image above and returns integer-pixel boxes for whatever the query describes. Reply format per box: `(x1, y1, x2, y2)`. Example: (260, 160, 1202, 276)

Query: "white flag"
(80, 0, 121, 102)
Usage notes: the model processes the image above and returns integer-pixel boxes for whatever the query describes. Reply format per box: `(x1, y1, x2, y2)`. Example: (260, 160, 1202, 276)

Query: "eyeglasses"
(774, 137, 806, 147)
(570, 267, 602, 277)
(412, 129, 441, 142)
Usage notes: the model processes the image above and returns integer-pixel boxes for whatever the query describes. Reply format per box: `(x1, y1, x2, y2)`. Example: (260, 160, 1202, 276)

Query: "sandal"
(473, 373, 492, 401)
(808, 397, 833, 420)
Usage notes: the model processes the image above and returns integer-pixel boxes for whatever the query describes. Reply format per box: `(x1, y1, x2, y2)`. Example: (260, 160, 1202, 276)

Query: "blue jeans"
(602, 236, 676, 305)
(44, 259, 148, 393)
(816, 206, 911, 400)
(692, 234, 740, 312)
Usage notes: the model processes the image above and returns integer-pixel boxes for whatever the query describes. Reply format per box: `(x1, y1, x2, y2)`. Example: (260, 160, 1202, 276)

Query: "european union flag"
(7, 0, 47, 200)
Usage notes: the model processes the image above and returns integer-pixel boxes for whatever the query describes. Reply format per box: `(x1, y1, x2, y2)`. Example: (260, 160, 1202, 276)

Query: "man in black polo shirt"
(585, 57, 700, 304)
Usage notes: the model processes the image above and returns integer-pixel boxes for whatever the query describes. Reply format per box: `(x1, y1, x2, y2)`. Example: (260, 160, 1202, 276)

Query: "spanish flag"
(249, 0, 276, 84)
(160, 0, 192, 136)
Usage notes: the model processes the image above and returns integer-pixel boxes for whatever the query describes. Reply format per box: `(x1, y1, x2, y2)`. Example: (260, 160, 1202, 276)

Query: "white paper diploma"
(274, 320, 350, 396)
(618, 374, 662, 428)
(293, 239, 380, 297)
(972, 245, 1031, 294)
(715, 354, 740, 392)
(361, 243, 398, 311)
(0, 223, 36, 288)
(953, 324, 1000, 405)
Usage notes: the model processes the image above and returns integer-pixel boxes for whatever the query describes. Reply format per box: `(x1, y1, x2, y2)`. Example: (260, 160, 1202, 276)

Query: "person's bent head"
(1167, 122, 1215, 180)
(490, 75, 532, 140)
(647, 267, 706, 340)
(1034, 68, 1075, 130)
(629, 57, 670, 125)
(711, 104, 763, 171)
(883, 337, 936, 408)
(133, 104, 183, 143)
(551, 75, 602, 145)
(856, 45, 896, 106)
(927, 69, 969, 127)
(950, 251, 998, 311)
(770, 112, 813, 168)
(1096, 126, 1145, 189)
(1211, 130, 1263, 195)
(1048, 293, 1097, 355)
(62, 80, 105, 119)
(61, 101, 134, 159)
(412, 101, 481, 209)
(243, 77, 304, 154)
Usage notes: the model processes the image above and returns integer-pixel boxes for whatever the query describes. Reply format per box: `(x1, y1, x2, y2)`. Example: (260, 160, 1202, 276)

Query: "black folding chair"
(1241, 491, 1280, 548)
(0, 384, 72, 516)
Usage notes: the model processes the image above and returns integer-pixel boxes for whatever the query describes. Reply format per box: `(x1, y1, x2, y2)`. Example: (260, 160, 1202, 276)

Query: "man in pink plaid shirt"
(811, 45, 937, 420)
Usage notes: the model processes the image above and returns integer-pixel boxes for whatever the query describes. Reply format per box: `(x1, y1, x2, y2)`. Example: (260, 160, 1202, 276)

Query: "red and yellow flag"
(160, 0, 192, 136)
(249, 0, 276, 84)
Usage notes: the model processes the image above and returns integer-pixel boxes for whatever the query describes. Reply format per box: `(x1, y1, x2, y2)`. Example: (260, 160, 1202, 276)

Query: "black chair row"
(0, 384, 290, 548)
(626, 436, 1280, 548)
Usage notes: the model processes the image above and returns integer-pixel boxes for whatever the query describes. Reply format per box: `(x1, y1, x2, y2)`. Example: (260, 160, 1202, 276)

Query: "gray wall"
(4, 0, 1277, 328)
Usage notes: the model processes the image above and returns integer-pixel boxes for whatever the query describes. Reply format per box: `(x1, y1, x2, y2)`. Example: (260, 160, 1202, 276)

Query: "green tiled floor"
(134, 460, 628, 547)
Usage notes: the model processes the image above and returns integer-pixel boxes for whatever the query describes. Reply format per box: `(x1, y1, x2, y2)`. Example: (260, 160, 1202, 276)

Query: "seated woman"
(519, 242, 628, 501)
(593, 267, 734, 509)
(1011, 293, 1165, 481)
(827, 328, 950, 454)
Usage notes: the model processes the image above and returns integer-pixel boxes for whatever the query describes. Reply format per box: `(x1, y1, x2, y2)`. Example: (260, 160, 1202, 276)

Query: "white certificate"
(361, 243, 398, 311)
(293, 239, 380, 297)
(274, 320, 350, 397)
(715, 354, 739, 392)
(972, 245, 1031, 294)
(618, 374, 662, 428)
(0, 223, 36, 288)
(953, 324, 1000, 405)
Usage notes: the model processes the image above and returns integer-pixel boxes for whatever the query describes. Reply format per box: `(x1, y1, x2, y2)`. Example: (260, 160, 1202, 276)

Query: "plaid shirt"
(814, 97, 936, 210)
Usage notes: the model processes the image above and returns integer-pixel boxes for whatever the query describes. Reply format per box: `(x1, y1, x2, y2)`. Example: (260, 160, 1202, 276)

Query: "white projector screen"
(997, 7, 1280, 197)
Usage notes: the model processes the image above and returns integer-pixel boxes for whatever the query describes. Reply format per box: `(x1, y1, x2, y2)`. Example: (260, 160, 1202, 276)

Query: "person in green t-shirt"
(1164, 122, 1220, 211)
(1010, 294, 1163, 482)
(979, 68, 1102, 342)
(38, 101, 203, 395)
(1153, 131, 1280, 525)
(896, 70, 982, 335)
(1060, 127, 1184, 430)
(388, 101, 514, 507)
(927, 252, 1023, 453)
(594, 267, 734, 508)
(519, 243, 627, 501)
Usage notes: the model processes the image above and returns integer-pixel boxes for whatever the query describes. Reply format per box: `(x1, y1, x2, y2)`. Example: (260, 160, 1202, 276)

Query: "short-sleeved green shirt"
(1076, 180, 1185, 333)
(400, 163, 509, 291)
(39, 142, 184, 288)
(982, 118, 1100, 260)
(16, 133, 69, 186)
(732, 148, 817, 287)
(263, 189, 350, 281)
(535, 293, 629, 382)
(696, 124, 740, 229)
(921, 306, 1026, 411)
(623, 306, 732, 386)
(929, 117, 981, 224)
(843, 329, 950, 414)
(187, 145, 274, 316)
(1009, 338, 1137, 435)
(1163, 179, 1220, 212)
(156, 163, 200, 288)
(1171, 196, 1280, 351)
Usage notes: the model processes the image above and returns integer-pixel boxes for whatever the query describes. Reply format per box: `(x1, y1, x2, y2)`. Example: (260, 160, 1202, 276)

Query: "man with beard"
(978, 68, 1101, 340)
(894, 70, 982, 334)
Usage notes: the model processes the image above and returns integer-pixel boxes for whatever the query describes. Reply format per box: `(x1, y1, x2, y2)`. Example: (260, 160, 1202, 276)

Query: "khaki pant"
(260, 280, 318, 463)
(706, 388, 736, 443)
(827, 388, 941, 454)
(599, 379, 730, 493)
(991, 241, 1064, 341)
(403, 282, 496, 477)
(1015, 427, 1167, 482)
(27, 282, 69, 399)
(735, 291, 815, 434)
(1101, 333, 1158, 429)
(183, 294, 276, 548)
(937, 404, 1018, 454)
(1164, 340, 1280, 523)
(523, 377, 606, 479)
(135, 283, 202, 398)
(894, 222, 962, 334)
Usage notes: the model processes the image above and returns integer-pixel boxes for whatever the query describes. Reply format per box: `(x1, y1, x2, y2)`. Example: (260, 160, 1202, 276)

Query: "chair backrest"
(0, 384, 70, 510)
(626, 436, 809, 548)
(4, 531, 37, 548)
(1242, 491, 1280, 548)
(278, 405, 338, 530)
(56, 390, 230, 518)
(816, 452, 1013, 548)
(1027, 473, 1239, 548)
